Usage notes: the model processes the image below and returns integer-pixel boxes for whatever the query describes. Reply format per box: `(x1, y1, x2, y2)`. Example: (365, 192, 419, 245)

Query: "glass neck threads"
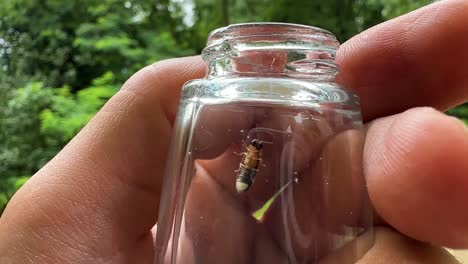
(202, 23, 340, 82)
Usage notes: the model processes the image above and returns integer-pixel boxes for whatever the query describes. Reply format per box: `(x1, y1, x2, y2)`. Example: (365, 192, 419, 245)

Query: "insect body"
(236, 139, 263, 193)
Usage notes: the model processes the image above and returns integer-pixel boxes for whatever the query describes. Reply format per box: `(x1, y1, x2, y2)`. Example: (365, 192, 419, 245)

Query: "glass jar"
(155, 22, 374, 264)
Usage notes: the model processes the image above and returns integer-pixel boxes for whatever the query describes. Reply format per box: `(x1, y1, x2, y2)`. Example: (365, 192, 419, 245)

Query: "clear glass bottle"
(155, 23, 374, 264)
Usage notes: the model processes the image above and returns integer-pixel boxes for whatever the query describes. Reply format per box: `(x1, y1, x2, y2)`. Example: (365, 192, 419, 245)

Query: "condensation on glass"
(155, 23, 374, 264)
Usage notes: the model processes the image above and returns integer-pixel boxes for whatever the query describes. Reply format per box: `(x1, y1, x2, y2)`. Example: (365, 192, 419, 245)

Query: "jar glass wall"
(155, 23, 374, 264)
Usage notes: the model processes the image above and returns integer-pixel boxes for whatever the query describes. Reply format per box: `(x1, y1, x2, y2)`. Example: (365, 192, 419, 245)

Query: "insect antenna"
(246, 127, 292, 145)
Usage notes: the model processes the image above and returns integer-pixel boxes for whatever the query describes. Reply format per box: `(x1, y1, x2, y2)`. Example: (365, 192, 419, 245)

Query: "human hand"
(1, 0, 467, 263)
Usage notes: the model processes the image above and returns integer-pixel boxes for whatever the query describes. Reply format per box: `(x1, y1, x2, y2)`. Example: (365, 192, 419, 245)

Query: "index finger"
(338, 0, 468, 121)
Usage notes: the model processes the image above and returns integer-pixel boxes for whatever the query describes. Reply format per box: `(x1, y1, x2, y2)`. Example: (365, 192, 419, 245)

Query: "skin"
(1, 0, 468, 263)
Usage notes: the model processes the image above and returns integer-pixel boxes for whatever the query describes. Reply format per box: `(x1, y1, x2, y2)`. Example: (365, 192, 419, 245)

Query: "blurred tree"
(0, 176, 29, 214)
(0, 74, 118, 179)
(0, 82, 55, 178)
(448, 104, 468, 125)
(72, 0, 195, 88)
(0, 74, 117, 212)
(0, 0, 194, 89)
(260, 0, 385, 42)
(40, 72, 118, 145)
(189, 0, 386, 51)
(374, 0, 433, 18)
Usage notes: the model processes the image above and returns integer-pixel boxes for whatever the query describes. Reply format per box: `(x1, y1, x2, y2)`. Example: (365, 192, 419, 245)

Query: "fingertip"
(122, 56, 205, 87)
(121, 55, 205, 98)
(118, 56, 205, 124)
(337, 0, 468, 120)
(365, 107, 468, 248)
(150, 56, 206, 80)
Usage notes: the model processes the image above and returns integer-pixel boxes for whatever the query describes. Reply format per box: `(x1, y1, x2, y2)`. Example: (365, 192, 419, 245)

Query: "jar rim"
(202, 22, 340, 81)
(203, 22, 339, 61)
(205, 22, 338, 49)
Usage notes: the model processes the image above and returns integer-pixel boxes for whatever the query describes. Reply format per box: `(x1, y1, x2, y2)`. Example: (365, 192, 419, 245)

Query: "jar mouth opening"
(206, 22, 337, 46)
(203, 22, 340, 60)
(202, 23, 340, 81)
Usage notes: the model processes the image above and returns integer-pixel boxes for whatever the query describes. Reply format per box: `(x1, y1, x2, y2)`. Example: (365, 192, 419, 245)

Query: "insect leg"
(235, 163, 247, 173)
(247, 127, 292, 141)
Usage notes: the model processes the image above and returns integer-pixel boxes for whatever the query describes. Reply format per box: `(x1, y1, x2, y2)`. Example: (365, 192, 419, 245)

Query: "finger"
(195, 106, 369, 262)
(192, 107, 359, 262)
(319, 227, 460, 264)
(173, 165, 257, 264)
(365, 107, 468, 248)
(315, 129, 371, 229)
(262, 128, 372, 262)
(168, 163, 288, 264)
(338, 0, 468, 121)
(0, 57, 205, 262)
(191, 103, 256, 159)
(196, 106, 333, 212)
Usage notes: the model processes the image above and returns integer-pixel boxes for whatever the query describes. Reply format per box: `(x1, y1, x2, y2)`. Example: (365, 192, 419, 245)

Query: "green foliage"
(0, 176, 29, 214)
(375, 0, 433, 18)
(0, 74, 117, 178)
(0, 81, 55, 212)
(0, 74, 118, 212)
(0, 82, 55, 177)
(40, 72, 118, 144)
(257, 0, 385, 42)
(189, 0, 386, 49)
(0, 0, 195, 89)
(448, 104, 468, 125)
